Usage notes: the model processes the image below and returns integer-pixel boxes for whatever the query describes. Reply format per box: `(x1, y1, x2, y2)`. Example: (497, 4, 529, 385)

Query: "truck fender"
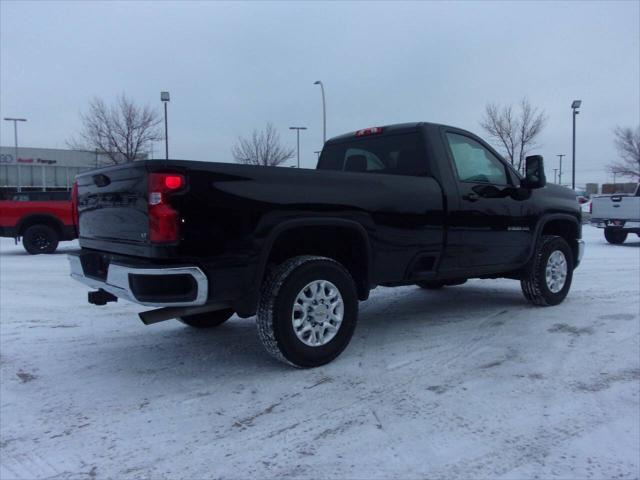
(526, 213, 580, 265)
(16, 214, 65, 237)
(254, 217, 373, 297)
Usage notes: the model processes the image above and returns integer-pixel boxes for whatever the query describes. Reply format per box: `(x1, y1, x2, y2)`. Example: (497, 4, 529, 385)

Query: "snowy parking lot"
(1, 225, 638, 479)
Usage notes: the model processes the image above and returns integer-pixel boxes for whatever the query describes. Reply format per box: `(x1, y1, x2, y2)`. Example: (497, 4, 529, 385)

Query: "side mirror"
(523, 155, 546, 189)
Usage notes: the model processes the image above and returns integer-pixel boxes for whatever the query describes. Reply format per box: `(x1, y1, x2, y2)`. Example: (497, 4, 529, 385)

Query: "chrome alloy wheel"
(292, 280, 344, 347)
(545, 250, 567, 293)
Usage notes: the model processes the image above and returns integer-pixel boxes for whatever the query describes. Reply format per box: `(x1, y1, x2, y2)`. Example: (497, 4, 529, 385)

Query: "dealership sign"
(0, 154, 57, 165)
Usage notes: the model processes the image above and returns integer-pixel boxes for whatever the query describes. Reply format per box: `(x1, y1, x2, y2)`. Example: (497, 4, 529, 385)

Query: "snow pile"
(1, 226, 638, 479)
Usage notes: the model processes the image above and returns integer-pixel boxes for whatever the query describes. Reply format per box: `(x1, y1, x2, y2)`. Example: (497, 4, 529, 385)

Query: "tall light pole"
(4, 117, 27, 192)
(161, 91, 170, 159)
(571, 100, 581, 190)
(313, 81, 326, 144)
(289, 126, 307, 168)
(556, 154, 565, 185)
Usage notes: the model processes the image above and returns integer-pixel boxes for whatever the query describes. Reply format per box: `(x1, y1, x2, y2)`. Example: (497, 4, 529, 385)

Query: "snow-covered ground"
(1, 226, 638, 479)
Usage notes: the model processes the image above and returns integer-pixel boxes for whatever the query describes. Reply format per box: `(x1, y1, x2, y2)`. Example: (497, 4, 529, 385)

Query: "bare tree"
(480, 98, 547, 173)
(608, 126, 640, 180)
(69, 94, 162, 164)
(232, 123, 294, 167)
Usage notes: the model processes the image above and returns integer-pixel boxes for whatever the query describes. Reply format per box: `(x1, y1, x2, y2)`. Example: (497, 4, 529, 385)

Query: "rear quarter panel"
(0, 200, 74, 229)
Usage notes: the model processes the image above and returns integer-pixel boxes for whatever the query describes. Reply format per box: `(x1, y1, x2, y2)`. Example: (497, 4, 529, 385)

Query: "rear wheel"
(22, 225, 59, 254)
(521, 235, 573, 306)
(256, 255, 358, 368)
(179, 309, 234, 328)
(604, 228, 627, 244)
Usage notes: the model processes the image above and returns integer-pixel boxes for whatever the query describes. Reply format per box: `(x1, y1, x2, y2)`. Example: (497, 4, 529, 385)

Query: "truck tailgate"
(76, 163, 149, 247)
(592, 195, 640, 220)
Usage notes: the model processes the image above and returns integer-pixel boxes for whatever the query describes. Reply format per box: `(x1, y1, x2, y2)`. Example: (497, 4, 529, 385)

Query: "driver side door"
(445, 131, 532, 270)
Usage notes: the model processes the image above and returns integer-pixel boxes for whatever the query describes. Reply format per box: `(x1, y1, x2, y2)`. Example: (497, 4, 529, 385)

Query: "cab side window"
(446, 133, 509, 185)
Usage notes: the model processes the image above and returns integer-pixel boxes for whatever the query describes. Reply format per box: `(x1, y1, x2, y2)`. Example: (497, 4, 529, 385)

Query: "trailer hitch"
(88, 289, 118, 306)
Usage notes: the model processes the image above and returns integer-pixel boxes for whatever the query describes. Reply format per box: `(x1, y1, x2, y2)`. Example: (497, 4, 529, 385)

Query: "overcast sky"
(1, 0, 638, 185)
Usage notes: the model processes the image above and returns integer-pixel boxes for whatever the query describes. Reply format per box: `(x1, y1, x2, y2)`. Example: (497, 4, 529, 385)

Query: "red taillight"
(164, 175, 183, 190)
(148, 173, 185, 243)
(355, 127, 383, 137)
(71, 180, 79, 232)
(589, 202, 592, 214)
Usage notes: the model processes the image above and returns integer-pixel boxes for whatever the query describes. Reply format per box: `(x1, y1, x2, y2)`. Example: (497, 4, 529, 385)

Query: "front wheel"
(256, 256, 358, 368)
(22, 225, 59, 254)
(521, 235, 574, 306)
(179, 309, 234, 328)
(604, 228, 627, 244)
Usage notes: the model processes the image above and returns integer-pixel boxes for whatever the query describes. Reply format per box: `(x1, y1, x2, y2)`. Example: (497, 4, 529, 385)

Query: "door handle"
(464, 193, 480, 202)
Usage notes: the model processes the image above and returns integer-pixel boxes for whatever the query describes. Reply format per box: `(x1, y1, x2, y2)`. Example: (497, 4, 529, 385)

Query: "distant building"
(601, 183, 638, 194)
(1, 146, 111, 191)
(585, 183, 598, 195)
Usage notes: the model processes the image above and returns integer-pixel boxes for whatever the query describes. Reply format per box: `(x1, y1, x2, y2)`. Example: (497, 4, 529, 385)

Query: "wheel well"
(265, 225, 370, 300)
(18, 215, 63, 237)
(541, 219, 578, 262)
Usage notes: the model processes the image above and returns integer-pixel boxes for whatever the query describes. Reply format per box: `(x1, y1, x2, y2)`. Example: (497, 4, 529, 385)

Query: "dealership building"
(0, 146, 112, 191)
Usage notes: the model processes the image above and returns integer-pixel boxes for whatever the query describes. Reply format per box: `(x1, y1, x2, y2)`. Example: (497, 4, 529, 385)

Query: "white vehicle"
(590, 184, 640, 244)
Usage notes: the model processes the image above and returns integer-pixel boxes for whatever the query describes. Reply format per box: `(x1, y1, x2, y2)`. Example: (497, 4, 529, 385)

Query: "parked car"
(67, 122, 584, 367)
(0, 189, 78, 254)
(590, 183, 640, 244)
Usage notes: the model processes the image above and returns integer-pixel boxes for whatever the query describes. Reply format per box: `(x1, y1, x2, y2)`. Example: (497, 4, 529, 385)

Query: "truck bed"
(75, 160, 445, 282)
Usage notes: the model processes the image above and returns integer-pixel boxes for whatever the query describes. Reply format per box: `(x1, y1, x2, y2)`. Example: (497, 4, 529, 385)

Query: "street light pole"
(161, 91, 170, 160)
(313, 81, 326, 144)
(571, 100, 581, 190)
(289, 126, 307, 168)
(556, 154, 565, 185)
(4, 117, 27, 192)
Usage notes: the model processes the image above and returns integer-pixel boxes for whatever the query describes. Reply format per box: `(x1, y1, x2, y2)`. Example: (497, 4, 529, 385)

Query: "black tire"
(416, 279, 466, 289)
(604, 228, 627, 244)
(256, 255, 358, 368)
(179, 308, 234, 328)
(22, 225, 59, 254)
(521, 235, 574, 306)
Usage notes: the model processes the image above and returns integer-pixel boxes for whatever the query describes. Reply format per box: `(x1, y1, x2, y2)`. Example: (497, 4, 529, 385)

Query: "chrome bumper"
(590, 220, 640, 229)
(68, 254, 208, 307)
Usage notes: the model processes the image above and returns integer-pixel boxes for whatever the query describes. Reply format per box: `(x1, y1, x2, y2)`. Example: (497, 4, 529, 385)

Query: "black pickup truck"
(68, 122, 584, 367)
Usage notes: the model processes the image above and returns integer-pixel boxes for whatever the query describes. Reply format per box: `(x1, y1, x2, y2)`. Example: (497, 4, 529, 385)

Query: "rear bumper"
(591, 219, 640, 230)
(68, 251, 208, 307)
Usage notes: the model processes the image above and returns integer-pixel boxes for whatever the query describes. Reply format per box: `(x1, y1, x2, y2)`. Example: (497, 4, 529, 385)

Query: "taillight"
(148, 172, 185, 243)
(71, 180, 79, 232)
(355, 127, 383, 137)
(589, 202, 592, 214)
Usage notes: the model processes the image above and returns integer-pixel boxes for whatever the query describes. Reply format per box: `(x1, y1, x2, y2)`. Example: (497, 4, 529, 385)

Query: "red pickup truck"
(0, 189, 77, 254)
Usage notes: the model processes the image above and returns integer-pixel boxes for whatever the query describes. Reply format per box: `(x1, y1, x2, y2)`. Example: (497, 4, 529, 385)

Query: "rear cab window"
(317, 132, 429, 177)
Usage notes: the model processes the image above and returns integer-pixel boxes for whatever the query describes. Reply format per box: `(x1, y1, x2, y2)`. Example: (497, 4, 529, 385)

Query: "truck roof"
(326, 122, 454, 144)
